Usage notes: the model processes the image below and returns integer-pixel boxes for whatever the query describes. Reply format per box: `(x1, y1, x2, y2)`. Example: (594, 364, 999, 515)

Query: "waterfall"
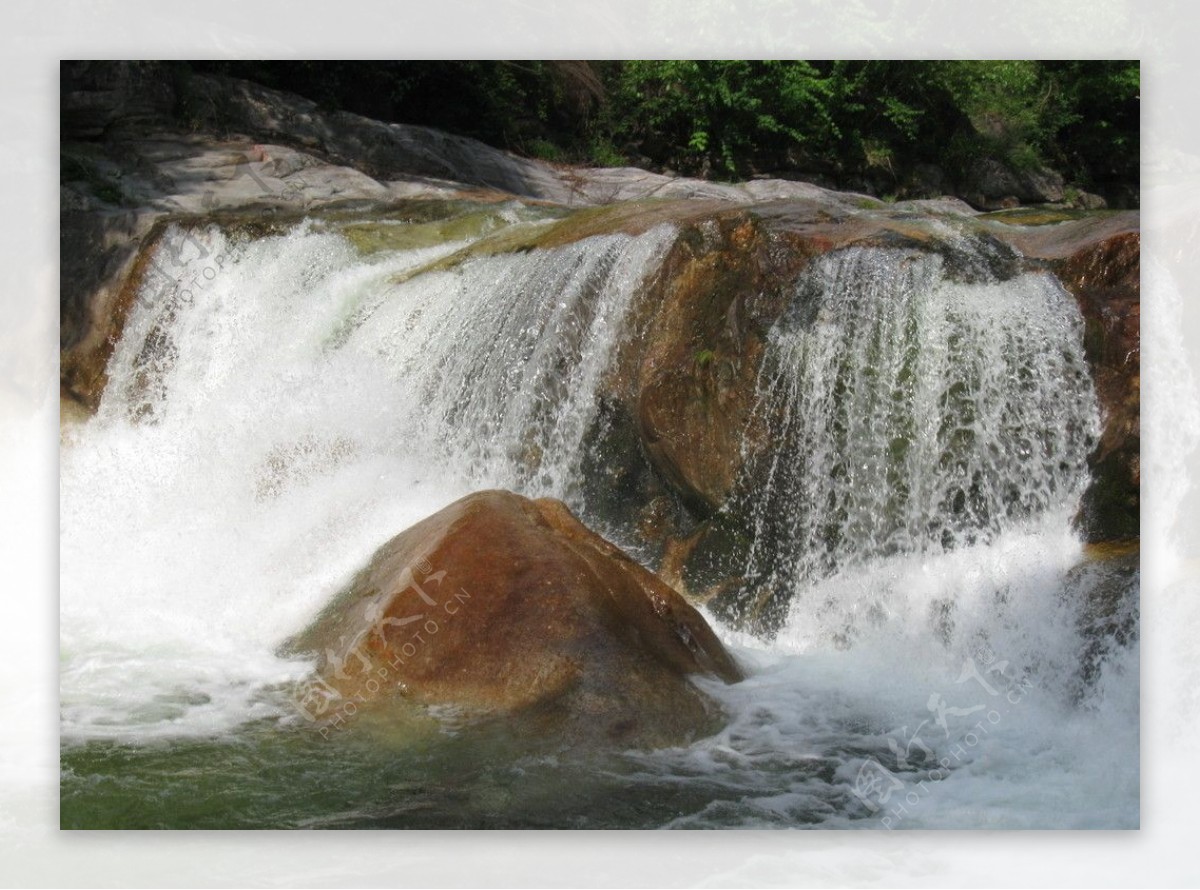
(60, 211, 1137, 829)
(60, 218, 675, 740)
(723, 247, 1101, 634)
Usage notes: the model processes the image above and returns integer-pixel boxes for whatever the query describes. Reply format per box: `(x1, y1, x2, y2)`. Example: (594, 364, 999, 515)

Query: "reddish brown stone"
(287, 490, 742, 747)
(1052, 230, 1140, 542)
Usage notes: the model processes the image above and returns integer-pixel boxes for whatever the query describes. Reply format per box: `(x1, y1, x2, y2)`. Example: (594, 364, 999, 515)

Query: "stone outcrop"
(623, 215, 789, 517)
(61, 64, 882, 215)
(963, 158, 1065, 209)
(284, 490, 742, 748)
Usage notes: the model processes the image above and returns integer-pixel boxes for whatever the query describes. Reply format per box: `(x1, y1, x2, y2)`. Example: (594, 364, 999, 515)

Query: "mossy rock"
(980, 207, 1115, 227)
(331, 202, 564, 255)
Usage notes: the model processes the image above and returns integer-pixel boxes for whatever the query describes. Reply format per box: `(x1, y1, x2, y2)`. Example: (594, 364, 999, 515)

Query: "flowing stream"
(59, 207, 1138, 828)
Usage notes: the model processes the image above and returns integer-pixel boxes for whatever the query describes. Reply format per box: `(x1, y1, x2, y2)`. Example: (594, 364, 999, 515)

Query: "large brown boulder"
(285, 490, 742, 748)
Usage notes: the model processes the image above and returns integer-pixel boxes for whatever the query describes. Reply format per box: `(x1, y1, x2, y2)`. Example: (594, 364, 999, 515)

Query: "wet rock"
(630, 216, 782, 516)
(1055, 232, 1141, 543)
(285, 490, 742, 748)
(1073, 191, 1108, 211)
(60, 210, 165, 409)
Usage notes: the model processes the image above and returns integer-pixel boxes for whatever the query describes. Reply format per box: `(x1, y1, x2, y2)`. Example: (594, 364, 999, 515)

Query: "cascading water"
(723, 246, 1101, 637)
(59, 209, 1138, 829)
(629, 239, 1136, 830)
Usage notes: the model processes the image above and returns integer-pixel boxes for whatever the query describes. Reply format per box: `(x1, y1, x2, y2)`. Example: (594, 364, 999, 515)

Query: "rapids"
(59, 208, 1138, 828)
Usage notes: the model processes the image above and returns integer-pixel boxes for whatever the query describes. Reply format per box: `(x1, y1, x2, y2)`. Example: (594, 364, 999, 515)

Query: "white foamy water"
(634, 521, 1138, 829)
(60, 214, 1137, 828)
(60, 218, 676, 741)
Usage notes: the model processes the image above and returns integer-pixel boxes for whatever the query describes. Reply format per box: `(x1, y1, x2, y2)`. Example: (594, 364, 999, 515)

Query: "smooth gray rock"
(965, 158, 1065, 206)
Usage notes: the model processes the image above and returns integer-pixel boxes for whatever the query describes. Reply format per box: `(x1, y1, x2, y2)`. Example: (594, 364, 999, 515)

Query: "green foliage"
(527, 139, 563, 162)
(587, 137, 626, 168)
(862, 139, 895, 174)
(604, 60, 839, 177)
(1042, 60, 1139, 193)
(924, 61, 1072, 173)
